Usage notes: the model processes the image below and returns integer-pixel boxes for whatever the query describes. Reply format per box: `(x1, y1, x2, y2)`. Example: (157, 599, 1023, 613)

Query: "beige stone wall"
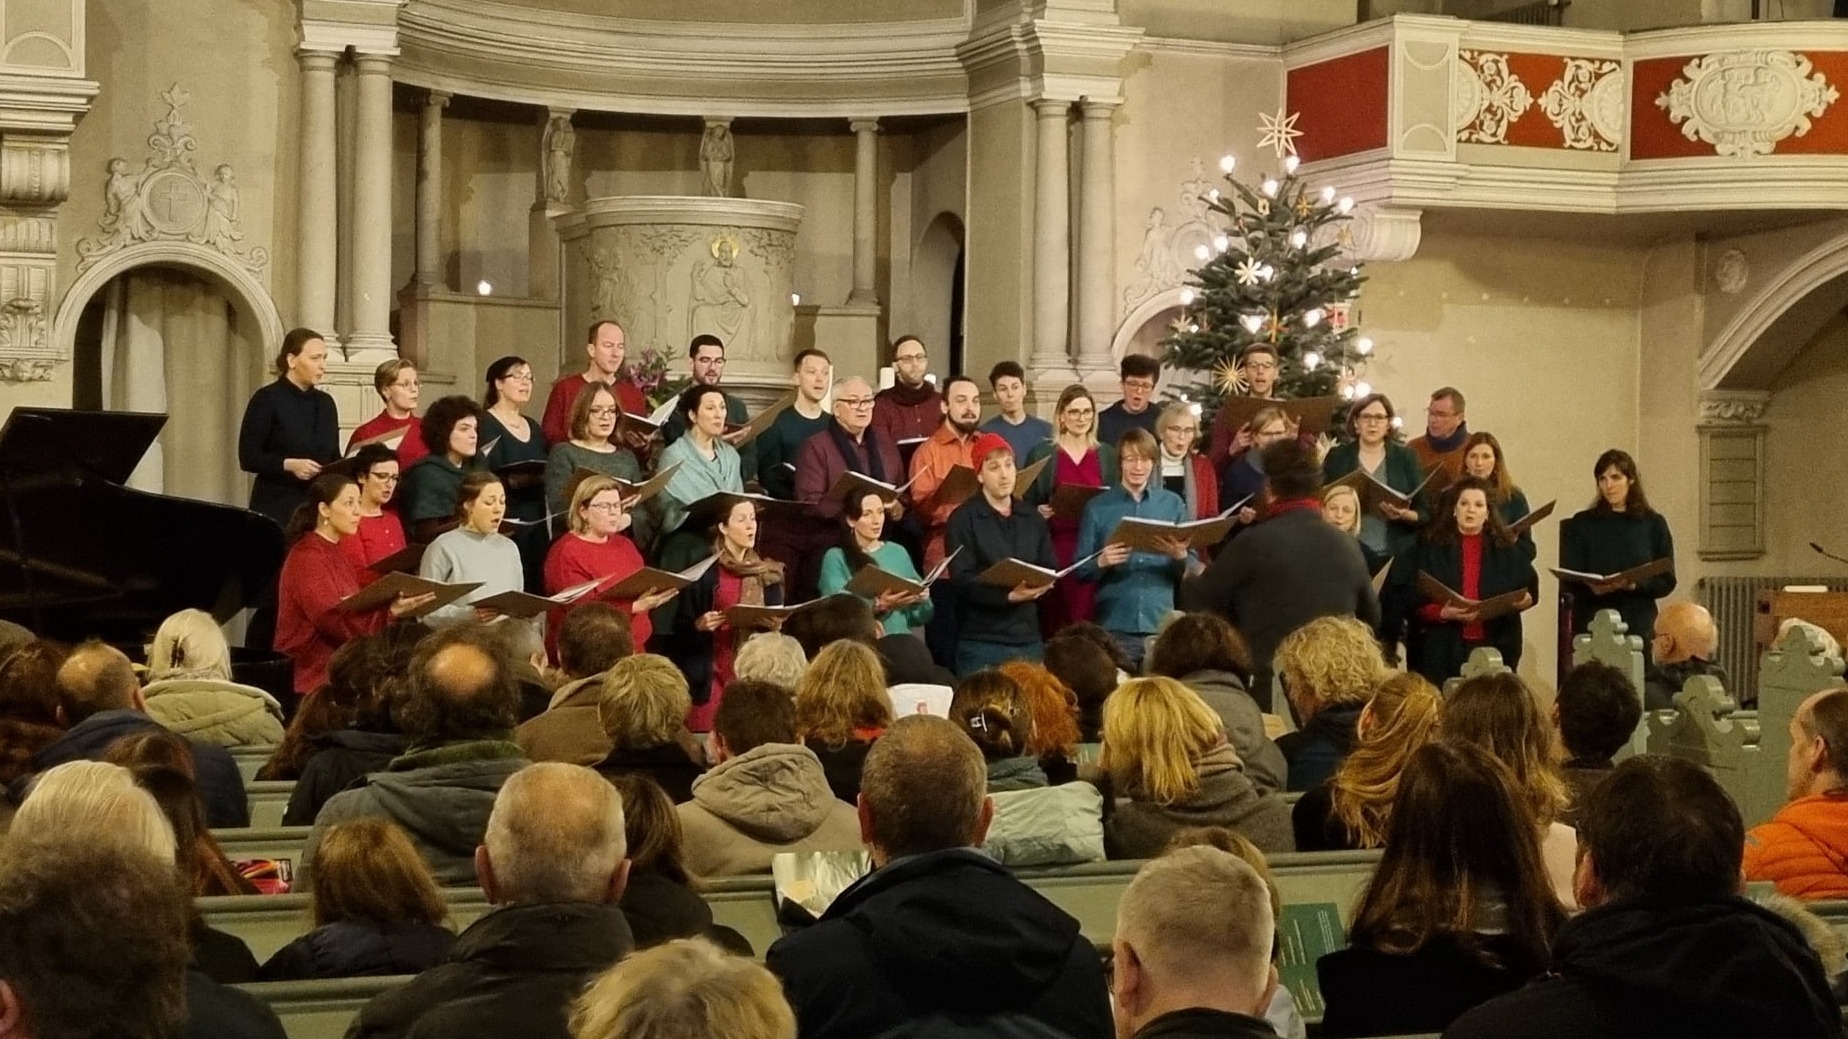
(962, 100, 1033, 380)
(1754, 317, 1848, 579)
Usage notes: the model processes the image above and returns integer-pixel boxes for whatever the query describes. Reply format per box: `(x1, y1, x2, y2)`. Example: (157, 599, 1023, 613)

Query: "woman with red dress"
(345, 358, 428, 464)
(275, 472, 433, 696)
(1022, 385, 1119, 633)
(335, 444, 406, 586)
(663, 497, 785, 732)
(543, 474, 679, 658)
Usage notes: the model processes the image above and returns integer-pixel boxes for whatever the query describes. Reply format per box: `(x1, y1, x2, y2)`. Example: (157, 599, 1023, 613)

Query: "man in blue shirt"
(1076, 428, 1202, 670)
(1095, 355, 1162, 449)
(978, 361, 1052, 461)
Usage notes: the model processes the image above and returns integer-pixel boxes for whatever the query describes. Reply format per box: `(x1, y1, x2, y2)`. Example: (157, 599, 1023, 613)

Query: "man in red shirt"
(872, 335, 942, 461)
(541, 320, 650, 450)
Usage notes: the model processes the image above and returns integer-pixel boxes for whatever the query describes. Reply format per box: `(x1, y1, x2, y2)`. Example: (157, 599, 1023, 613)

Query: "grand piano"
(0, 407, 285, 645)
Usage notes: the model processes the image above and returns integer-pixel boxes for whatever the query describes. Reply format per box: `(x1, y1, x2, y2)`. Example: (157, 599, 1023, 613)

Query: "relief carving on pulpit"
(1122, 155, 1223, 318)
(1657, 51, 1840, 158)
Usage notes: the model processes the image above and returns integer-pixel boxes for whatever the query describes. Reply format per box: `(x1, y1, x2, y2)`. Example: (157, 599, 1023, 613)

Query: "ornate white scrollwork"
(1456, 52, 1534, 145)
(1121, 155, 1224, 318)
(1539, 58, 1623, 152)
(1657, 50, 1840, 158)
(1697, 389, 1769, 425)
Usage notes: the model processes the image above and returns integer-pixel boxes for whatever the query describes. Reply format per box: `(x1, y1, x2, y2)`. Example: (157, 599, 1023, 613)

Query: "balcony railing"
(1480, 0, 1570, 26)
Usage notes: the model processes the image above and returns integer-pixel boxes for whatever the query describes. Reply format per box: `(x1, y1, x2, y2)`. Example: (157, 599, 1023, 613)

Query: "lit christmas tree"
(1162, 109, 1377, 440)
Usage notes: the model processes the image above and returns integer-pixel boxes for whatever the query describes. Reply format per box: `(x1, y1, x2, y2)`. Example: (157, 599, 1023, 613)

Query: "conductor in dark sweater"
(1181, 439, 1379, 711)
(238, 328, 341, 528)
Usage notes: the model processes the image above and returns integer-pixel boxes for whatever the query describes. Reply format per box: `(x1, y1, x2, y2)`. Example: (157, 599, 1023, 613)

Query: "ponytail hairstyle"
(948, 669, 1033, 762)
(453, 470, 505, 522)
(837, 491, 885, 574)
(284, 471, 359, 545)
(483, 356, 529, 410)
(274, 327, 323, 378)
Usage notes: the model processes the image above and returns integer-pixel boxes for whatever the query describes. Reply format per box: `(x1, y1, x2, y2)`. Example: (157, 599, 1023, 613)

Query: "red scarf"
(1265, 497, 1322, 521)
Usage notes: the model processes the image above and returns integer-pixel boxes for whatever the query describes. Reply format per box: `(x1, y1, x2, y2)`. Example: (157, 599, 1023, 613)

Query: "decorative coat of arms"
(1657, 50, 1840, 158)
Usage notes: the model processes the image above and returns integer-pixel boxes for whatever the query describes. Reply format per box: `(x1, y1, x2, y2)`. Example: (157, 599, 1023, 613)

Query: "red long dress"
(687, 569, 748, 733)
(1042, 448, 1102, 634)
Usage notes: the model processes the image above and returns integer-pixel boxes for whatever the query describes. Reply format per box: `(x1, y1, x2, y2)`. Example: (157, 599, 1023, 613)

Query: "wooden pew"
(247, 781, 294, 829)
(235, 975, 409, 1039)
(231, 746, 274, 784)
(1753, 623, 1846, 825)
(1443, 646, 1511, 696)
(1573, 609, 1649, 760)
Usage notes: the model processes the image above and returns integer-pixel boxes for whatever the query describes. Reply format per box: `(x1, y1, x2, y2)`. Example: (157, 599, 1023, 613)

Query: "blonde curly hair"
(1330, 672, 1442, 848)
(1274, 615, 1387, 717)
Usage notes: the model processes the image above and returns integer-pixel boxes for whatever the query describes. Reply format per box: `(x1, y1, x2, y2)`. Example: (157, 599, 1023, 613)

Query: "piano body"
(0, 407, 285, 645)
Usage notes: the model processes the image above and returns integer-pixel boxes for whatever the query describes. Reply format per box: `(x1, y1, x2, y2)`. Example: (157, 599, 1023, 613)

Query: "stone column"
(529, 107, 574, 301)
(295, 49, 339, 335)
(345, 52, 396, 357)
(847, 118, 880, 307)
(411, 89, 449, 290)
(1074, 97, 1119, 373)
(1031, 98, 1072, 374)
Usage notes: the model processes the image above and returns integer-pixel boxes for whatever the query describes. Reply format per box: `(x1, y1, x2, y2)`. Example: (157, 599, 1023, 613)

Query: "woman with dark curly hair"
(399, 394, 487, 544)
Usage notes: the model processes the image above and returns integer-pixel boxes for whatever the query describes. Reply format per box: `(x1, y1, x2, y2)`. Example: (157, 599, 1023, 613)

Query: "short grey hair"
(485, 763, 626, 905)
(832, 376, 871, 400)
(733, 633, 807, 690)
(12, 761, 177, 865)
(1117, 846, 1273, 989)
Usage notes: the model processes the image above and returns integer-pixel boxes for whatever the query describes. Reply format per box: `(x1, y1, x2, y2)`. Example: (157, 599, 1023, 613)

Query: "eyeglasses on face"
(588, 406, 619, 417)
(1356, 412, 1390, 422)
(1122, 379, 1156, 391)
(895, 353, 927, 364)
(837, 397, 875, 408)
(584, 501, 623, 513)
(1244, 360, 1278, 371)
(501, 371, 534, 382)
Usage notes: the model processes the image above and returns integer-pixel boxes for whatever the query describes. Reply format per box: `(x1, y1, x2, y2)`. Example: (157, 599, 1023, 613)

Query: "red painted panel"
(1632, 51, 1848, 160)
(1501, 53, 1568, 148)
(1287, 48, 1390, 163)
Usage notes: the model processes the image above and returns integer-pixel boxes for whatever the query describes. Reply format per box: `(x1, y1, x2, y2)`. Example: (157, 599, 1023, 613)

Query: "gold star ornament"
(1258, 108, 1303, 159)
(1216, 360, 1249, 396)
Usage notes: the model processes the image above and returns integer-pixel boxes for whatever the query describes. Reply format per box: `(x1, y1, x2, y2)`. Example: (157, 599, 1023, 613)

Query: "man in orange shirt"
(1406, 387, 1470, 485)
(907, 375, 985, 669)
(541, 320, 651, 451)
(1744, 686, 1848, 899)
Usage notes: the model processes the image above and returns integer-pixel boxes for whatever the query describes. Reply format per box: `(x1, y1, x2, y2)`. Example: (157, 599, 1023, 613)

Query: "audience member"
(350, 763, 635, 1039)
(766, 715, 1112, 1039)
(955, 668, 1105, 867)
(258, 625, 423, 782)
(677, 679, 861, 877)
(591, 655, 705, 804)
(782, 592, 953, 690)
(491, 618, 553, 721)
(34, 639, 247, 827)
(260, 818, 455, 980)
(997, 661, 1084, 785)
(1644, 601, 1728, 710)
(517, 603, 634, 766)
(1553, 660, 1642, 827)
(306, 625, 529, 886)
(1044, 629, 1119, 741)
(1444, 673, 1578, 907)
(605, 772, 746, 953)
(1111, 846, 1280, 1039)
(105, 735, 259, 900)
(950, 669, 1047, 791)
(1161, 828, 1306, 1039)
(1145, 613, 1286, 794)
(140, 608, 285, 747)
(1757, 892, 1848, 1002)
(9, 759, 174, 854)
(569, 938, 796, 1039)
(1318, 743, 1563, 1037)
(0, 638, 65, 788)
(732, 632, 808, 691)
(794, 640, 893, 803)
(1272, 616, 1386, 792)
(1446, 756, 1839, 1039)
(1100, 677, 1292, 858)
(283, 632, 412, 825)
(1292, 672, 1441, 852)
(1745, 686, 1848, 899)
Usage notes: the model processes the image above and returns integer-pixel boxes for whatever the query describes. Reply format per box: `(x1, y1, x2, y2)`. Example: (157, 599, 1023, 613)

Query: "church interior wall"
(1756, 314, 1848, 579)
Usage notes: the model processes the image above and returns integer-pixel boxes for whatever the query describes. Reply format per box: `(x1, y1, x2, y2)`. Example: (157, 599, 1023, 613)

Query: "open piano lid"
(0, 408, 286, 643)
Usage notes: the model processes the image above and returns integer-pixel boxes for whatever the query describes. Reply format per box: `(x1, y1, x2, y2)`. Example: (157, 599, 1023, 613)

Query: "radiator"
(1481, 0, 1570, 26)
(1699, 575, 1848, 703)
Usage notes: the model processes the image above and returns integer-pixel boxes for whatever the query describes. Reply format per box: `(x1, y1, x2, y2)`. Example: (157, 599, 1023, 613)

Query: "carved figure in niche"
(100, 158, 152, 247)
(586, 246, 627, 322)
(198, 165, 243, 250)
(690, 235, 751, 353)
(1123, 208, 1186, 313)
(700, 120, 735, 198)
(544, 115, 575, 205)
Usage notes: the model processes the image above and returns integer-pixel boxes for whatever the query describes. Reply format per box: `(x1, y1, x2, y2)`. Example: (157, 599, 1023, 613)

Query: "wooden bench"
(246, 781, 294, 829)
(235, 975, 409, 1039)
(231, 746, 274, 784)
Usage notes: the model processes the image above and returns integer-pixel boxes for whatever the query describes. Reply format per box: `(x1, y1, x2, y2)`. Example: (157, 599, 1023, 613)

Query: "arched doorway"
(913, 212, 965, 374)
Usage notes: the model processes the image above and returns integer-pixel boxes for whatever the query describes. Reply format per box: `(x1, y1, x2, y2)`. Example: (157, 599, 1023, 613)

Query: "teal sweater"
(817, 540, 934, 636)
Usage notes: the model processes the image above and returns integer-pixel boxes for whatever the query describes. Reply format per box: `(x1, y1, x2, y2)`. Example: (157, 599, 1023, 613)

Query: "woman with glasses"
(335, 444, 406, 586)
(544, 382, 644, 533)
(1155, 402, 1221, 523)
(1218, 405, 1295, 537)
(545, 475, 678, 655)
(345, 358, 428, 465)
(1322, 393, 1430, 561)
(479, 356, 550, 589)
(1024, 385, 1119, 633)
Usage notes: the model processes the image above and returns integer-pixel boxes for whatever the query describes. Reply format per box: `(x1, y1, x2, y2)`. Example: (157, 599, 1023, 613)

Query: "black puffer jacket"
(258, 920, 455, 981)
(283, 729, 406, 826)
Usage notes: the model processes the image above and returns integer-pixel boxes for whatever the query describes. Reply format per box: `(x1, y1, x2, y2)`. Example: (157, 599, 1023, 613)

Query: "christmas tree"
(1162, 109, 1376, 438)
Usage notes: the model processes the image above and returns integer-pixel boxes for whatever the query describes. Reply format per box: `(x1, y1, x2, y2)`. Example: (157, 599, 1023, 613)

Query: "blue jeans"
(955, 639, 1043, 678)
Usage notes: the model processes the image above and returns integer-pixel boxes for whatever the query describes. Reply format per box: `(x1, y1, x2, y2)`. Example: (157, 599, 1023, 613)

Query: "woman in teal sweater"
(817, 489, 933, 637)
(1321, 393, 1430, 561)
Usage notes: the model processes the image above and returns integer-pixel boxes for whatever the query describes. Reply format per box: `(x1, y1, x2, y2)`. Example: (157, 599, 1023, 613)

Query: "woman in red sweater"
(276, 472, 434, 694)
(544, 474, 678, 656)
(1403, 476, 1537, 687)
(335, 444, 406, 585)
(345, 358, 428, 464)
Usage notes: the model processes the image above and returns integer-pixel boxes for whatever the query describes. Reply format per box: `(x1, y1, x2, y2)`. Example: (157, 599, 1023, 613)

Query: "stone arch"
(53, 242, 284, 367)
(911, 211, 964, 369)
(1701, 230, 1848, 391)
(1111, 286, 1188, 364)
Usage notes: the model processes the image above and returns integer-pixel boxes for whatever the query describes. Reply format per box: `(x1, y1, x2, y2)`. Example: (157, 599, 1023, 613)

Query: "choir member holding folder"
(1322, 393, 1431, 560)
(478, 356, 550, 589)
(1402, 477, 1537, 685)
(276, 472, 435, 695)
(398, 395, 485, 544)
(1557, 449, 1676, 654)
(344, 358, 428, 464)
(818, 490, 933, 637)
(663, 495, 785, 730)
(544, 475, 678, 655)
(656, 385, 745, 544)
(417, 472, 524, 628)
(1024, 385, 1120, 634)
(335, 444, 406, 585)
(1155, 403, 1220, 523)
(543, 382, 643, 530)
(1217, 406, 1291, 538)
(947, 436, 1055, 676)
(239, 327, 341, 529)
(1076, 429, 1206, 671)
(1461, 432, 1541, 561)
(790, 375, 904, 600)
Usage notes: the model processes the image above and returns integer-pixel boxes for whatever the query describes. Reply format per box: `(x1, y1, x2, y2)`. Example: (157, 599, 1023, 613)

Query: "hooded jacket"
(348, 902, 634, 1039)
(302, 739, 529, 886)
(283, 728, 406, 827)
(1444, 895, 1839, 1039)
(1174, 669, 1287, 794)
(1743, 791, 1848, 899)
(1105, 743, 1294, 859)
(985, 781, 1106, 868)
(257, 920, 455, 981)
(141, 677, 285, 748)
(676, 743, 862, 877)
(32, 710, 248, 828)
(766, 847, 1112, 1039)
(1275, 704, 1363, 794)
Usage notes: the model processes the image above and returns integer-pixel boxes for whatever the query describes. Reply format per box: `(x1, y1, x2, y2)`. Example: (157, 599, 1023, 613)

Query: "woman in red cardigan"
(275, 472, 434, 694)
(543, 474, 679, 656)
(335, 444, 406, 586)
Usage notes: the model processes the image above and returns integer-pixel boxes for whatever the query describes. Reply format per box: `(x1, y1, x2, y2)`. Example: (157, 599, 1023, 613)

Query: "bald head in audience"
(477, 762, 630, 907)
(856, 715, 993, 867)
(1653, 602, 1718, 665)
(1112, 847, 1278, 1036)
(52, 640, 144, 725)
(1784, 687, 1848, 803)
(399, 625, 522, 747)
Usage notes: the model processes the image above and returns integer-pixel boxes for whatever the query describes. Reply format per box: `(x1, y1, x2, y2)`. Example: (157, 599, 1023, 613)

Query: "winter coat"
(1105, 743, 1294, 858)
(32, 710, 248, 828)
(303, 739, 529, 887)
(1444, 895, 1839, 1039)
(676, 743, 862, 877)
(987, 756, 1049, 792)
(806, 736, 876, 803)
(348, 902, 634, 1039)
(141, 677, 285, 748)
(1290, 781, 1359, 852)
(1317, 933, 1543, 1038)
(1173, 669, 1287, 794)
(765, 847, 1113, 1039)
(1132, 1008, 1287, 1039)
(616, 868, 736, 951)
(183, 968, 287, 1039)
(258, 920, 455, 981)
(283, 729, 405, 827)
(1276, 704, 1363, 794)
(514, 673, 611, 766)
(984, 781, 1106, 868)
(1744, 792, 1848, 899)
(593, 742, 705, 804)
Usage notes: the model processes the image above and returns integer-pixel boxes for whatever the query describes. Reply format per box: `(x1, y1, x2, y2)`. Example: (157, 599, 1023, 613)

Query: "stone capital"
(849, 118, 881, 135)
(425, 89, 451, 108)
(1697, 389, 1770, 426)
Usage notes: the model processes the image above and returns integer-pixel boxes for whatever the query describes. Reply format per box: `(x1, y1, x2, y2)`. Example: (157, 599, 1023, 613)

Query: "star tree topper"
(1258, 108, 1303, 159)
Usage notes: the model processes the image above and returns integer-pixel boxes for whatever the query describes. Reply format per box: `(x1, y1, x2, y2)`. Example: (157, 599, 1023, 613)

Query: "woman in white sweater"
(419, 471, 524, 627)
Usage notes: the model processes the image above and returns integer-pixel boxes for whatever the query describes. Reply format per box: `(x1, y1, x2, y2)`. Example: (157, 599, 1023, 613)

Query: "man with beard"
(907, 375, 986, 666)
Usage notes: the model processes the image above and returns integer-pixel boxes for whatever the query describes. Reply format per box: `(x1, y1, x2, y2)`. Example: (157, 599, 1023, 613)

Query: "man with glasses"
(1208, 345, 1288, 465)
(872, 335, 942, 468)
(661, 334, 757, 484)
(1097, 355, 1163, 448)
(1407, 386, 1470, 484)
(791, 376, 905, 599)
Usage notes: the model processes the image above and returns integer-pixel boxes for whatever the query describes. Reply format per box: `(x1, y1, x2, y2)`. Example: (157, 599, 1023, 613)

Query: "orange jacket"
(907, 425, 978, 569)
(1744, 793, 1848, 899)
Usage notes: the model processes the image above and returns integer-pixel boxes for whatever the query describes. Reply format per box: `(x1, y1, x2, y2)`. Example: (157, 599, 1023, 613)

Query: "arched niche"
(53, 242, 283, 367)
(1701, 231, 1848, 392)
(911, 211, 964, 372)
